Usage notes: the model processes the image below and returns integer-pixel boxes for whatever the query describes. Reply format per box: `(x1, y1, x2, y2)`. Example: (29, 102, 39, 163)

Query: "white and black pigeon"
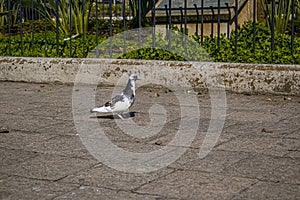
(90, 74, 139, 119)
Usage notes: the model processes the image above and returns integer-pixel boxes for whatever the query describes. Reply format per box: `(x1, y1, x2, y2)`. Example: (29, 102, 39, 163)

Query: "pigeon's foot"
(115, 113, 133, 120)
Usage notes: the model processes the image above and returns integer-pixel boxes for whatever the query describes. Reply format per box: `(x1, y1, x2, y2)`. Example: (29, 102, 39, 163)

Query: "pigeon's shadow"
(90, 112, 136, 119)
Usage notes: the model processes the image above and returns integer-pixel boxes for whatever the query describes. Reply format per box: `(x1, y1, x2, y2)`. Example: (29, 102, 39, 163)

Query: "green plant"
(0, 0, 7, 26)
(120, 48, 186, 61)
(88, 18, 129, 36)
(293, 0, 300, 20)
(128, 0, 158, 27)
(82, 27, 209, 60)
(0, 0, 20, 27)
(259, 0, 294, 33)
(0, 19, 55, 34)
(0, 20, 299, 64)
(37, 0, 94, 35)
(197, 21, 300, 64)
(0, 32, 104, 58)
(120, 30, 211, 61)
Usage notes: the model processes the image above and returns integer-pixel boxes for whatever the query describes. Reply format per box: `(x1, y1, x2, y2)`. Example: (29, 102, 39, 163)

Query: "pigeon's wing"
(104, 93, 126, 109)
(91, 94, 124, 113)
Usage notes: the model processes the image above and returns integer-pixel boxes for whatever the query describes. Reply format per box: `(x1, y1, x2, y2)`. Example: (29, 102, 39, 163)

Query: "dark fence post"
(184, 0, 187, 35)
(138, 0, 141, 49)
(184, 0, 187, 52)
(82, 0, 85, 57)
(96, 0, 99, 58)
(7, 0, 11, 55)
(164, 3, 170, 49)
(168, 0, 172, 51)
(19, 0, 23, 56)
(271, 0, 275, 50)
(109, 0, 112, 58)
(43, 0, 48, 57)
(69, 0, 72, 58)
(210, 6, 214, 37)
(234, 0, 238, 54)
(31, 0, 35, 56)
(164, 4, 168, 30)
(291, 0, 295, 60)
(253, 0, 256, 54)
(217, 0, 221, 48)
(152, 0, 156, 49)
(194, 4, 199, 36)
(123, 0, 127, 55)
(180, 7, 183, 32)
(271, 0, 275, 62)
(56, 0, 59, 57)
(201, 0, 204, 43)
(225, 3, 231, 38)
(168, 0, 172, 28)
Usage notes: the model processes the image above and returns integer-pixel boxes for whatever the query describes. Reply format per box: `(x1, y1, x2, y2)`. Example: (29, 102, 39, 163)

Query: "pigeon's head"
(129, 74, 139, 81)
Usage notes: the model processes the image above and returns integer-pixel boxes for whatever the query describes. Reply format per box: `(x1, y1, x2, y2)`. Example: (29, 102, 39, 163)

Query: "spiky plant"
(37, 0, 94, 35)
(128, 0, 158, 27)
(259, 0, 296, 33)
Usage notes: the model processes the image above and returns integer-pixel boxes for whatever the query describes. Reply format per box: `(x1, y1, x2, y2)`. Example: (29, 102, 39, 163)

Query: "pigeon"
(90, 74, 139, 119)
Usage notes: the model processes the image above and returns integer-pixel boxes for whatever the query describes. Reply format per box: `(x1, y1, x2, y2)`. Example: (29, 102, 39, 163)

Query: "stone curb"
(0, 56, 299, 95)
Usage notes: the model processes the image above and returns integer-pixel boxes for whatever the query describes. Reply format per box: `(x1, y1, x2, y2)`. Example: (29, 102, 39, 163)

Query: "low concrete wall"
(0, 56, 299, 95)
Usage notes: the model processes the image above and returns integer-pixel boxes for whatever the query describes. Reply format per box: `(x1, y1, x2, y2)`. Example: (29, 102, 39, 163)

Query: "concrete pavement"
(0, 81, 299, 199)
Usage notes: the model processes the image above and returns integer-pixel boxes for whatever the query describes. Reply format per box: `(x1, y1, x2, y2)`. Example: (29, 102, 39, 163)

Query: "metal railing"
(0, 0, 298, 63)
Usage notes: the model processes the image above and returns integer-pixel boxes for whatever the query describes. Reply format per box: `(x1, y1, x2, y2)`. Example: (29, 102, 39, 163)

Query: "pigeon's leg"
(117, 113, 133, 120)
(117, 114, 125, 120)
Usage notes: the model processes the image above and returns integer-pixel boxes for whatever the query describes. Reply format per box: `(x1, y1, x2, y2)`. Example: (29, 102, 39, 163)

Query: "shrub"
(0, 20, 55, 35)
(121, 21, 299, 64)
(120, 31, 210, 61)
(120, 48, 186, 61)
(195, 21, 300, 64)
(0, 32, 104, 58)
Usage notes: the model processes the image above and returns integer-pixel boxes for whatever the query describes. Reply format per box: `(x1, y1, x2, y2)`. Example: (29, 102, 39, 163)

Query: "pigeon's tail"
(90, 106, 110, 113)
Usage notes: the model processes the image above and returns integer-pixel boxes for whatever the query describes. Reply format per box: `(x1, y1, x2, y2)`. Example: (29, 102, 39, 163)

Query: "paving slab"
(0, 130, 56, 149)
(59, 163, 174, 191)
(0, 154, 97, 181)
(0, 113, 62, 133)
(168, 149, 251, 173)
(36, 121, 78, 136)
(285, 150, 300, 158)
(0, 173, 9, 180)
(53, 186, 165, 200)
(135, 170, 257, 199)
(220, 154, 300, 185)
(0, 148, 38, 172)
(24, 135, 93, 159)
(0, 176, 78, 200)
(215, 135, 300, 157)
(0, 81, 299, 199)
(231, 181, 300, 200)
